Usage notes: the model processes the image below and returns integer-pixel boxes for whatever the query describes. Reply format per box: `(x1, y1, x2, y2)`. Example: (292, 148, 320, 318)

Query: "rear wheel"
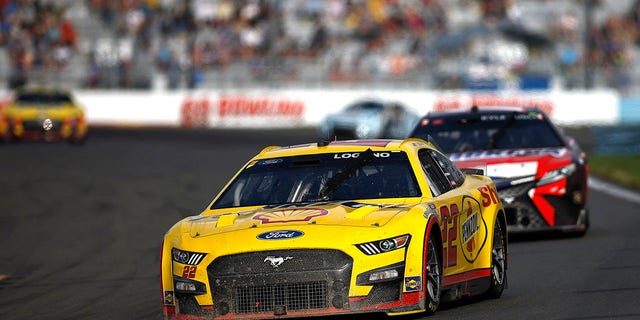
(424, 232, 441, 315)
(486, 219, 506, 298)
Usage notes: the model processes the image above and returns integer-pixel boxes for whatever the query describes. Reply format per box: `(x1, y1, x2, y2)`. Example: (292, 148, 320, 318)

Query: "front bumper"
(498, 179, 587, 233)
(165, 249, 418, 319)
(3, 120, 87, 142)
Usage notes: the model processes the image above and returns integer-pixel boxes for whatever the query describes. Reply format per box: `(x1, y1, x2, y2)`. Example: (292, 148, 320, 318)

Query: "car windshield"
(346, 102, 384, 112)
(210, 150, 421, 209)
(411, 111, 565, 154)
(15, 93, 73, 105)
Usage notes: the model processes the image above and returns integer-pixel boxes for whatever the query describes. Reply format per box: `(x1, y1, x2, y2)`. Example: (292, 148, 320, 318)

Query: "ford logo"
(257, 230, 304, 240)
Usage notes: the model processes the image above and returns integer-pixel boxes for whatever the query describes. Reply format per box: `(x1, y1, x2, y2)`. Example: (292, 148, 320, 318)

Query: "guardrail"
(591, 124, 640, 154)
(2, 88, 639, 153)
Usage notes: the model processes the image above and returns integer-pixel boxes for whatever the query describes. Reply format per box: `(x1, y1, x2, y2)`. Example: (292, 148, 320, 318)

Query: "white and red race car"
(410, 106, 589, 235)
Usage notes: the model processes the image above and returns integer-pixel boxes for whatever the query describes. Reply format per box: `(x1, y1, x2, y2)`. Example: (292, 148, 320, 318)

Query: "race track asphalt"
(1, 128, 639, 320)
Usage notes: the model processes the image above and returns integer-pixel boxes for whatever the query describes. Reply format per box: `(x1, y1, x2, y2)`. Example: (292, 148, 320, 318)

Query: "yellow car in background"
(0, 87, 87, 143)
(160, 139, 508, 319)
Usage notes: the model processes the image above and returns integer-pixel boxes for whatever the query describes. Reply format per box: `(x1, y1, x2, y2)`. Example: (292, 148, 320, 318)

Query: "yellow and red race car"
(160, 139, 507, 319)
(0, 86, 87, 143)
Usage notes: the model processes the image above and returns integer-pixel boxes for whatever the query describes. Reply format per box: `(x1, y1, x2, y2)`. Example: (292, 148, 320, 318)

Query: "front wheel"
(486, 219, 507, 298)
(424, 231, 442, 315)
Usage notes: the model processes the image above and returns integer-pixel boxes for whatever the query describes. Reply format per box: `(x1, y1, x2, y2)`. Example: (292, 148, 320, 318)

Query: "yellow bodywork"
(161, 139, 506, 318)
(0, 87, 87, 141)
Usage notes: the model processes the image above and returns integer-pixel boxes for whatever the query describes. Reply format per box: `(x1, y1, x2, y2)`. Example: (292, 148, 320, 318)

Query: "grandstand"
(1, 0, 640, 94)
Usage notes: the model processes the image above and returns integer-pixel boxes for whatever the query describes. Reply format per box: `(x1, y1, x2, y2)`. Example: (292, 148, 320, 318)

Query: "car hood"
(181, 201, 415, 238)
(449, 147, 573, 188)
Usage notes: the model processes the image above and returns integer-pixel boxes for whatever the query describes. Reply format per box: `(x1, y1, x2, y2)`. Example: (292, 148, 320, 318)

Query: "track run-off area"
(1, 128, 639, 320)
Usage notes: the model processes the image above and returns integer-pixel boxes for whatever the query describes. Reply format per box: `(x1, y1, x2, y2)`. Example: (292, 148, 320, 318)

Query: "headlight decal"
(537, 163, 576, 186)
(172, 248, 206, 265)
(358, 242, 382, 255)
(356, 235, 410, 255)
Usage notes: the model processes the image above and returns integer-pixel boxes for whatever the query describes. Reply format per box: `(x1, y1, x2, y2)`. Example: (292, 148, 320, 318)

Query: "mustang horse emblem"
(264, 256, 293, 268)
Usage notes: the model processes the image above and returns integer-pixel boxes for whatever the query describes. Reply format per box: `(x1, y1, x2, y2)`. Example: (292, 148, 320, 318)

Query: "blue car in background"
(318, 100, 420, 140)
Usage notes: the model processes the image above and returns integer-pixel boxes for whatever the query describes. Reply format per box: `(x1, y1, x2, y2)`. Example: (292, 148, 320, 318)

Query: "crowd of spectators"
(3, 0, 640, 94)
(82, 0, 450, 89)
(0, 0, 77, 88)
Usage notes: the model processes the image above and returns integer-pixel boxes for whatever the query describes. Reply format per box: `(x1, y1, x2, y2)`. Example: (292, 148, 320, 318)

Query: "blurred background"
(0, 0, 637, 92)
(0, 0, 639, 160)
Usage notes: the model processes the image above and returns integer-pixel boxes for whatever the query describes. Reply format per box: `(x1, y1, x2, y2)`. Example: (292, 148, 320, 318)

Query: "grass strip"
(589, 154, 640, 191)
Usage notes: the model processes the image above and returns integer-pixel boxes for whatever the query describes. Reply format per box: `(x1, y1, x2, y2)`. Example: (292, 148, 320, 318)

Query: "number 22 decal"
(182, 266, 197, 278)
(440, 204, 459, 267)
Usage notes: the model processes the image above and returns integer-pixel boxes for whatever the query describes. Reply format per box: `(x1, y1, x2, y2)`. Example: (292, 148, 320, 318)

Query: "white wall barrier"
(65, 89, 620, 128)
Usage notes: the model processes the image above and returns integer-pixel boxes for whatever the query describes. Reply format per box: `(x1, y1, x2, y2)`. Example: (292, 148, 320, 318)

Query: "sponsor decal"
(179, 95, 305, 127)
(460, 196, 488, 264)
(264, 256, 293, 268)
(257, 230, 305, 240)
(478, 185, 499, 207)
(486, 162, 538, 179)
(164, 290, 175, 305)
(333, 152, 391, 159)
(329, 140, 391, 147)
(218, 95, 304, 117)
(433, 95, 554, 116)
(404, 276, 422, 292)
(276, 143, 315, 150)
(253, 208, 328, 224)
(181, 266, 197, 278)
(260, 159, 283, 165)
(423, 203, 438, 219)
(461, 210, 479, 246)
(450, 148, 567, 161)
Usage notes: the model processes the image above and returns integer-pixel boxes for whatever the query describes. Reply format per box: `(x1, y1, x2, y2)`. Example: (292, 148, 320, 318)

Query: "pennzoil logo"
(253, 208, 328, 224)
(460, 196, 488, 263)
(461, 209, 479, 246)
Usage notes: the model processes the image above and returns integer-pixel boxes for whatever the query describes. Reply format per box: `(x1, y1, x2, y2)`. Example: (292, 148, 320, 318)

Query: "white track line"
(589, 176, 640, 204)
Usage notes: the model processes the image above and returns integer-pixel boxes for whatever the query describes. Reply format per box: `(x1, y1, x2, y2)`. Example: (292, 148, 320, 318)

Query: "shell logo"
(253, 208, 329, 224)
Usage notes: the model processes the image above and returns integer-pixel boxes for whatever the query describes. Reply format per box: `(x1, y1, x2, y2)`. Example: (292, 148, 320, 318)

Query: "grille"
(209, 249, 353, 316)
(209, 249, 352, 275)
(22, 120, 63, 131)
(235, 281, 327, 314)
(504, 197, 547, 229)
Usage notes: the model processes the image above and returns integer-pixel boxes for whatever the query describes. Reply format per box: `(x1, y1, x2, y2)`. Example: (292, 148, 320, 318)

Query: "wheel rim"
(492, 223, 506, 285)
(426, 238, 441, 303)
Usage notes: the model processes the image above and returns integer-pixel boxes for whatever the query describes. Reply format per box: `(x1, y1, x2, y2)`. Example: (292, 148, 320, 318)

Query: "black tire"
(486, 219, 507, 298)
(424, 231, 442, 315)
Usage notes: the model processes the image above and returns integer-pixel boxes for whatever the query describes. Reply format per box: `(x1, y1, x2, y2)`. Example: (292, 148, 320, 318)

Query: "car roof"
(425, 105, 542, 118)
(254, 138, 435, 159)
(14, 85, 72, 95)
